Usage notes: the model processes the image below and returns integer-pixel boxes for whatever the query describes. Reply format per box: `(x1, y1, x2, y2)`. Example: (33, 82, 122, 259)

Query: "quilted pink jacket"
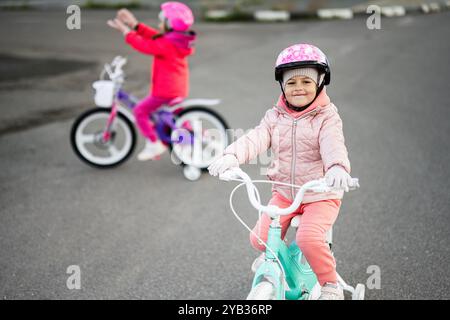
(223, 88, 351, 203)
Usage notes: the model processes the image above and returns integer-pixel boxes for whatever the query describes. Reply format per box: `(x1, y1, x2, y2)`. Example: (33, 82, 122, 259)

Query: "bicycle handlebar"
(101, 56, 127, 81)
(219, 167, 359, 217)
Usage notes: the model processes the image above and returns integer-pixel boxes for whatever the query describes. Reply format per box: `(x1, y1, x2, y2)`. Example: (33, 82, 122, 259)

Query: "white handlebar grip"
(219, 170, 234, 181)
(306, 178, 330, 193)
(219, 167, 244, 181)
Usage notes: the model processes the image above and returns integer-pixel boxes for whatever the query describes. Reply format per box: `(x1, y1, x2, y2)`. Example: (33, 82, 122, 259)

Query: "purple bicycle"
(70, 56, 229, 180)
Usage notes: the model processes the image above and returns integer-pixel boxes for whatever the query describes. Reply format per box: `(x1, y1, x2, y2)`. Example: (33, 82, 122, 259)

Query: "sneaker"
(137, 140, 167, 161)
(318, 282, 344, 300)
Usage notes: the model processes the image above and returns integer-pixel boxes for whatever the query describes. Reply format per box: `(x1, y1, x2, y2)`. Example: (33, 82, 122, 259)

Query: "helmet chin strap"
(278, 80, 325, 112)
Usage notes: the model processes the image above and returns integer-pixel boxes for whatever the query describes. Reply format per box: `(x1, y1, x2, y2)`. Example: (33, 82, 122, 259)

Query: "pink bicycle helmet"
(160, 1, 194, 32)
(275, 43, 330, 85)
(275, 43, 331, 110)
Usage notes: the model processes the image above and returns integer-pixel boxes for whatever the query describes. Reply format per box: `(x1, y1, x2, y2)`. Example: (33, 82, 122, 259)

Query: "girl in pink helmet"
(108, 2, 196, 161)
(209, 43, 356, 300)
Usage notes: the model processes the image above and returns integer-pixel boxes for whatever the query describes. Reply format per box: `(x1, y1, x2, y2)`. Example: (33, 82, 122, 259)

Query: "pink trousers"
(249, 192, 341, 286)
(133, 95, 173, 142)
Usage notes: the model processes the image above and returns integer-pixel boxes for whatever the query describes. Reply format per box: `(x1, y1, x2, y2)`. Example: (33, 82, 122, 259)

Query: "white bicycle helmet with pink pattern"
(160, 1, 194, 32)
(275, 43, 331, 110)
(275, 43, 330, 85)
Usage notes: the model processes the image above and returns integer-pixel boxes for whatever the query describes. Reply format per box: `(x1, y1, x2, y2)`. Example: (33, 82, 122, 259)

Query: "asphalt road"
(0, 9, 449, 300)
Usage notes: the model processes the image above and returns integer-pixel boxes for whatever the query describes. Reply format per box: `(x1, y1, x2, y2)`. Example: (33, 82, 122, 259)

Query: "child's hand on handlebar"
(208, 154, 239, 177)
(116, 8, 138, 29)
(325, 165, 356, 192)
(107, 18, 131, 36)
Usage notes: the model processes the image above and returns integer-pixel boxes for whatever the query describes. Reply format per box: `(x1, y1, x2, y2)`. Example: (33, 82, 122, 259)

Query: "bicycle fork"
(251, 218, 318, 300)
(101, 102, 118, 143)
(251, 220, 286, 299)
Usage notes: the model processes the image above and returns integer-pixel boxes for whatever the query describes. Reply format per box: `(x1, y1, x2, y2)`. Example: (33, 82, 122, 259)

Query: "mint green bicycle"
(219, 167, 365, 300)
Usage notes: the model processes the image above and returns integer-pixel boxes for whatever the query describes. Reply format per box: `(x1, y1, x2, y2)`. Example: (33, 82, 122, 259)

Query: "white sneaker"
(137, 140, 167, 161)
(318, 282, 344, 300)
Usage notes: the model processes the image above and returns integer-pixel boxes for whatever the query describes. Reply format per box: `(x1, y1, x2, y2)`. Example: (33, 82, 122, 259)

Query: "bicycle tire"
(70, 108, 136, 168)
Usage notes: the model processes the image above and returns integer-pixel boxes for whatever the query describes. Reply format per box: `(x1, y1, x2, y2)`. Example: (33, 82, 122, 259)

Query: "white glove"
(208, 154, 239, 177)
(325, 165, 353, 192)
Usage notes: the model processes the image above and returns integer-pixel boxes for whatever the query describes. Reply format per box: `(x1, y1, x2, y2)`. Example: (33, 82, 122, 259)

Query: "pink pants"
(249, 192, 341, 286)
(133, 95, 174, 142)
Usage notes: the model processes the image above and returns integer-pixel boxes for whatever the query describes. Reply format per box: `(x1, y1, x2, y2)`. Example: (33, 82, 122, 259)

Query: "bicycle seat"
(167, 97, 184, 106)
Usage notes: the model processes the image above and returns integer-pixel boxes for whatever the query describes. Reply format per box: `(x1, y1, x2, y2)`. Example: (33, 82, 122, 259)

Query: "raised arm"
(134, 23, 159, 39)
(125, 32, 165, 55)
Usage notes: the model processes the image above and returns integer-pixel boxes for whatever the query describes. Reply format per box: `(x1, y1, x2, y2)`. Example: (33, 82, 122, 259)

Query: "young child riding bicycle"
(108, 2, 196, 161)
(209, 43, 356, 300)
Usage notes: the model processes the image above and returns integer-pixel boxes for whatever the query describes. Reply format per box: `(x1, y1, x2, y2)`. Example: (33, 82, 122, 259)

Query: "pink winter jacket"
(223, 88, 351, 204)
(125, 23, 196, 98)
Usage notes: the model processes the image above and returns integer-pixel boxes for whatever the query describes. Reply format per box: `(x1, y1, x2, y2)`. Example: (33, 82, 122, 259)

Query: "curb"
(204, 1, 450, 22)
(420, 2, 447, 13)
(317, 8, 354, 20)
(253, 10, 290, 22)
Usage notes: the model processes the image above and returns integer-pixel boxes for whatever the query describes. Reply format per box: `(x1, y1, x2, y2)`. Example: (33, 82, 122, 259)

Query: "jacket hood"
(276, 87, 331, 118)
(163, 30, 196, 56)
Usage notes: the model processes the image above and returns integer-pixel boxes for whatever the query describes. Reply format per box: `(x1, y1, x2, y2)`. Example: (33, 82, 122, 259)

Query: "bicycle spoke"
(191, 118, 203, 166)
(203, 140, 223, 155)
(108, 145, 120, 157)
(188, 116, 201, 133)
(79, 133, 96, 145)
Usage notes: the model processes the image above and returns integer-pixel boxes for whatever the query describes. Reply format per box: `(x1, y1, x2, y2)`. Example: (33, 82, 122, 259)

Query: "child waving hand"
(108, 2, 196, 161)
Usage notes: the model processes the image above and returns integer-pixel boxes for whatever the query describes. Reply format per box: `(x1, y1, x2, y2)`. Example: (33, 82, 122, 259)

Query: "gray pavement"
(0, 9, 450, 300)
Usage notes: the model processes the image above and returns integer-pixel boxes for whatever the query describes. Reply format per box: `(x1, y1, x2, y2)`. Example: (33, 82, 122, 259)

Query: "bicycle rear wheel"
(170, 106, 229, 170)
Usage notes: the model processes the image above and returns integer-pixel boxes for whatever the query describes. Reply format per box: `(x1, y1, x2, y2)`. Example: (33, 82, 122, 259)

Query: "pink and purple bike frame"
(102, 89, 193, 145)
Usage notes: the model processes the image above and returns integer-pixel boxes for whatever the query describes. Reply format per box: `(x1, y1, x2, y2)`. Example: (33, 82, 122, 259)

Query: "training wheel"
(352, 284, 365, 300)
(183, 165, 201, 181)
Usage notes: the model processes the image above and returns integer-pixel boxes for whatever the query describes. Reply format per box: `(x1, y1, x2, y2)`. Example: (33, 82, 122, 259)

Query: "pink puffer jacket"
(125, 23, 196, 98)
(223, 88, 351, 204)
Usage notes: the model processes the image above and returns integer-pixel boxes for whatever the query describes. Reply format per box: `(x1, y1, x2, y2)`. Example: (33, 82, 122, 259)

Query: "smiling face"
(284, 76, 318, 107)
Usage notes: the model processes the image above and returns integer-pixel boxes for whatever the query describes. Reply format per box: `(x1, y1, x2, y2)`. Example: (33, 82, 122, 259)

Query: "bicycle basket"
(93, 80, 115, 107)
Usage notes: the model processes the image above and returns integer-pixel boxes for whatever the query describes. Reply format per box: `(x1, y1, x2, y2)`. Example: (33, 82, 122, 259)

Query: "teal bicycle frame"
(252, 216, 318, 300)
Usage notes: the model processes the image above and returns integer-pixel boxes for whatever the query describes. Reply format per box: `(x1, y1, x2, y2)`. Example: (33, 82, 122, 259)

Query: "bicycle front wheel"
(70, 108, 136, 168)
(170, 106, 229, 170)
(247, 281, 277, 300)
